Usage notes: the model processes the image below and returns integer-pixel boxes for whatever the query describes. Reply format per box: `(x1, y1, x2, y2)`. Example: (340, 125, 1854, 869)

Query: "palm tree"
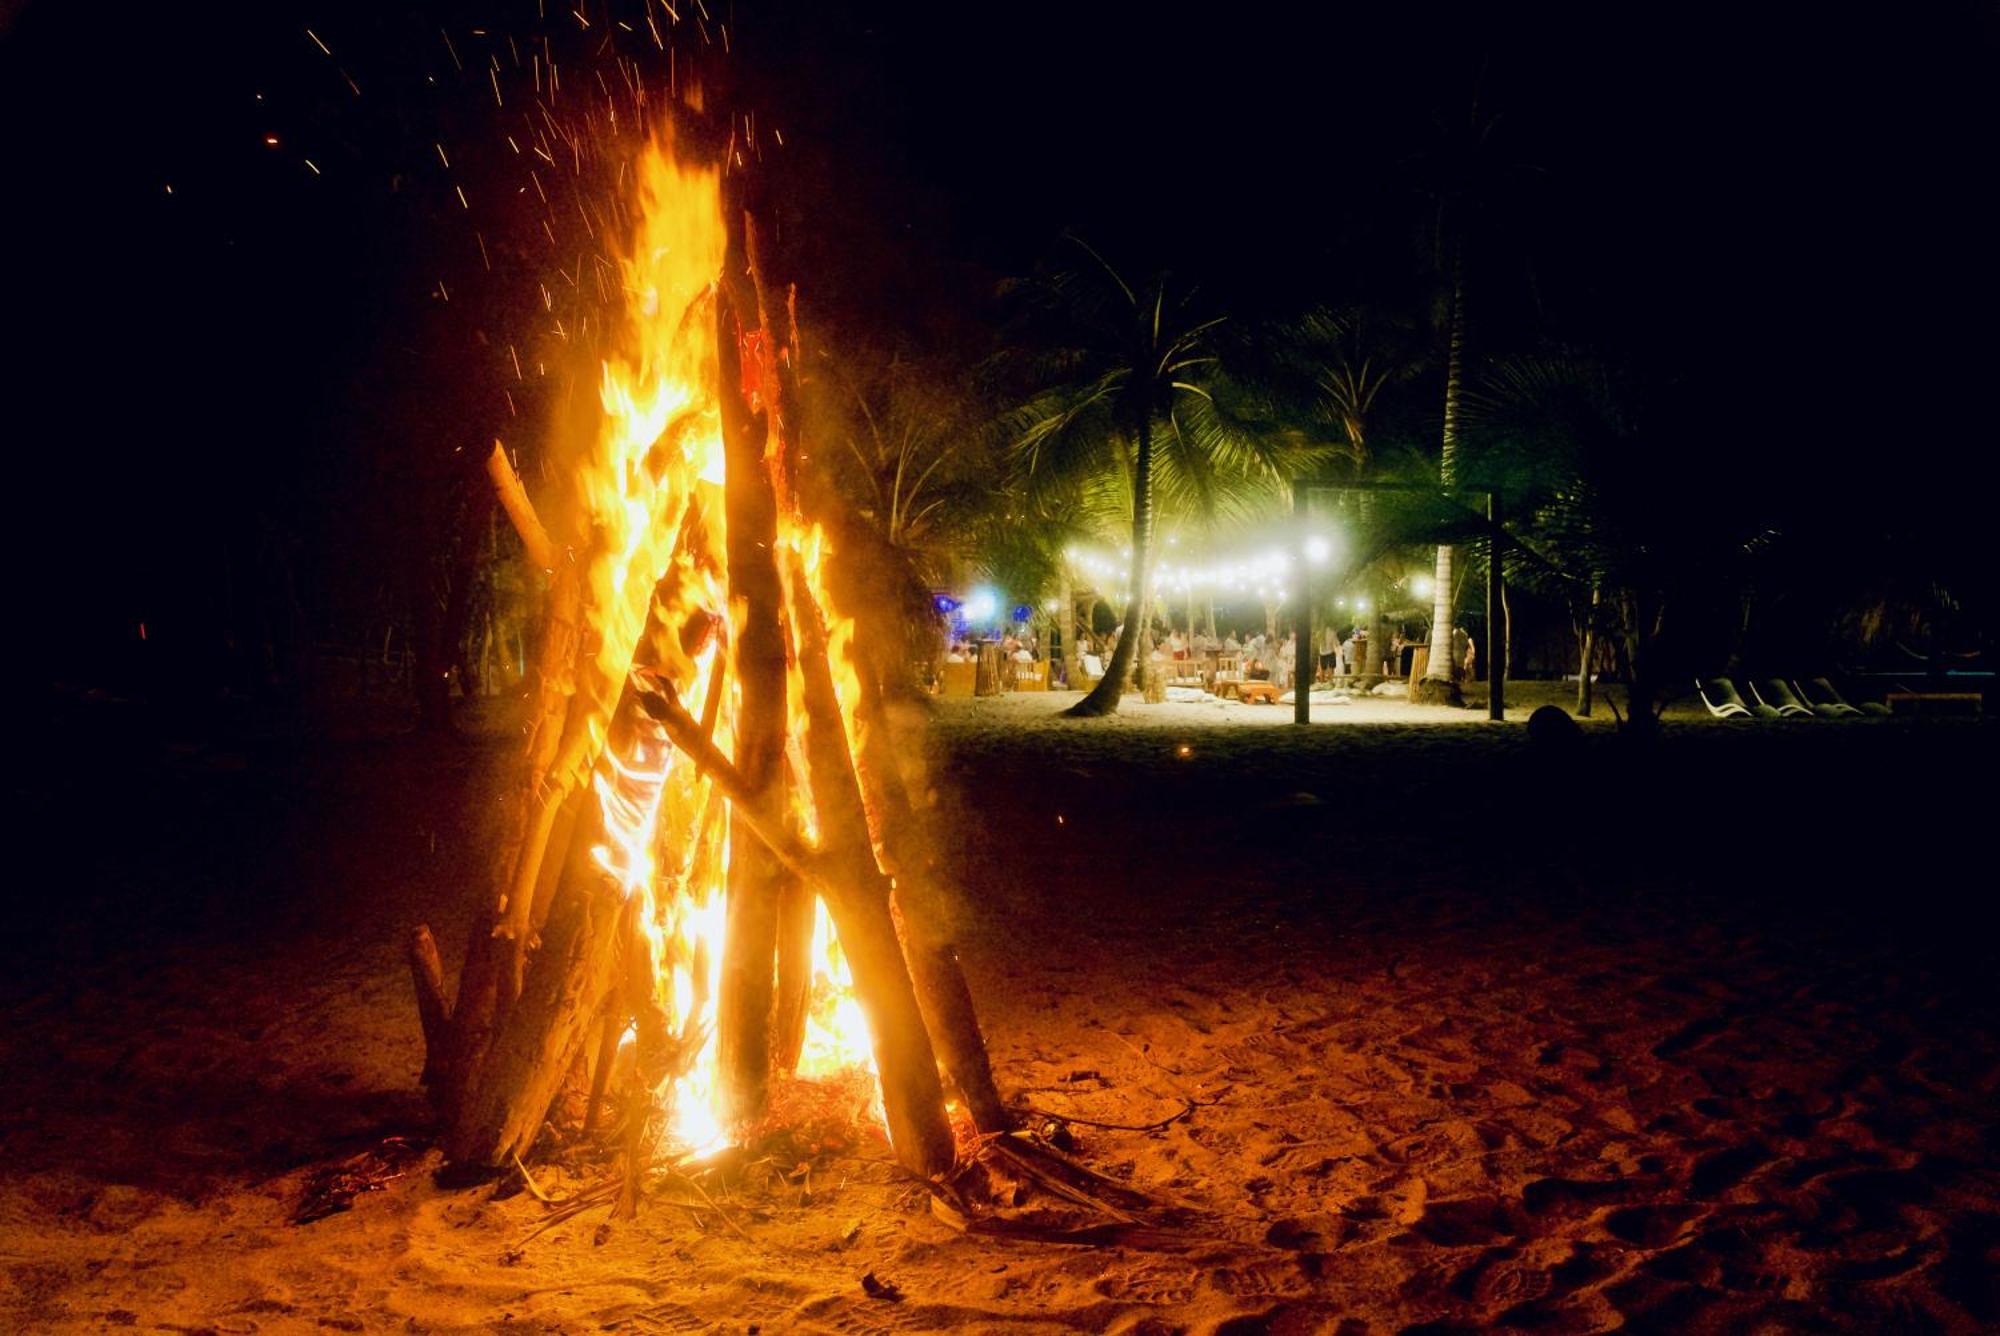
(820, 351, 986, 585)
(1000, 240, 1245, 716)
(1408, 86, 1532, 705)
(1413, 235, 1471, 704)
(798, 342, 1000, 688)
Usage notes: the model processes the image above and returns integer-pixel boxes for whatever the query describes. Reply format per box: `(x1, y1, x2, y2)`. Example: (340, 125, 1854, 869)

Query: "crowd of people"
(938, 614, 1479, 692)
(943, 629, 1041, 664)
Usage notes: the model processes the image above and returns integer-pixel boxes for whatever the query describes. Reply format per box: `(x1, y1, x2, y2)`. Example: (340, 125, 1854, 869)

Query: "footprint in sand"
(1685, 1143, 1772, 1198)
(1208, 1255, 1310, 1300)
(1602, 1268, 1779, 1332)
(1650, 1014, 1729, 1060)
(1412, 1196, 1515, 1248)
(1813, 1165, 1937, 1231)
(1520, 1175, 1626, 1216)
(1470, 1259, 1555, 1311)
(1602, 1202, 1708, 1248)
(1095, 1261, 1200, 1307)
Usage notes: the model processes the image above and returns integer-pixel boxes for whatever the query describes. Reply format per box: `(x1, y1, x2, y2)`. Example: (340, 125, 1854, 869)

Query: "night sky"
(4, 1, 1995, 687)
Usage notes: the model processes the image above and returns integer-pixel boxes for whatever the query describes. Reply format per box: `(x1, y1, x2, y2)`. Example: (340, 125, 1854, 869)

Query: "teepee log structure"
(407, 143, 1000, 1186)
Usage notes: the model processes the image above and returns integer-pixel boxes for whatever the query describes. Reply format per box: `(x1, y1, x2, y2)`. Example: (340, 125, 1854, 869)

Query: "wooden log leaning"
(445, 795, 628, 1167)
(433, 555, 583, 1119)
(846, 665, 1011, 1135)
(407, 924, 452, 1088)
(714, 270, 793, 1127)
(769, 874, 814, 1072)
(639, 678, 953, 1178)
(779, 554, 956, 1179)
(738, 216, 818, 1082)
(486, 439, 555, 572)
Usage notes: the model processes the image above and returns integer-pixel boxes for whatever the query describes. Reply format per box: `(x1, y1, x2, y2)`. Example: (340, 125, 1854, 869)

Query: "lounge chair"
(1696, 677, 1779, 720)
(1749, 679, 1816, 719)
(1797, 676, 1889, 717)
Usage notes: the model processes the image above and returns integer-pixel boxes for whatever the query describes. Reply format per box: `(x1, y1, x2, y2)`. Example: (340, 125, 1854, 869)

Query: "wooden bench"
(1885, 691, 1983, 717)
(1237, 681, 1282, 705)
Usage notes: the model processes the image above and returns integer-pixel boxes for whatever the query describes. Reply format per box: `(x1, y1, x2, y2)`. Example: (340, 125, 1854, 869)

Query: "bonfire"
(404, 130, 1014, 1216)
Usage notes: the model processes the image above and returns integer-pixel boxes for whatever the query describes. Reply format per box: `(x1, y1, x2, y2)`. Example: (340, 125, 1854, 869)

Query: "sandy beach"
(2, 688, 1995, 1333)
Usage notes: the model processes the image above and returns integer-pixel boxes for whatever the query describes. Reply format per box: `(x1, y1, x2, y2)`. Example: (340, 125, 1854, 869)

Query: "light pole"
(1293, 482, 1313, 725)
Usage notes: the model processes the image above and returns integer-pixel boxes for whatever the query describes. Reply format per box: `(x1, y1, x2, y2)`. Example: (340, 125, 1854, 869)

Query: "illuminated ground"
(1, 692, 1994, 1332)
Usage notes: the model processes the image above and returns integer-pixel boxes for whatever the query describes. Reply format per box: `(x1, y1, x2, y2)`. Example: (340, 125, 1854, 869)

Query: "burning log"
(780, 550, 956, 1178)
(846, 666, 1011, 1135)
(447, 785, 630, 1166)
(752, 203, 1003, 1146)
(769, 875, 816, 1072)
(424, 554, 584, 1119)
(713, 272, 793, 1127)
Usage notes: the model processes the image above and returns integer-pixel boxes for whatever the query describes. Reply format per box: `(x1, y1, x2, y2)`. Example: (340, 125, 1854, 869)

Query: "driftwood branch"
(486, 439, 555, 571)
(408, 925, 452, 1087)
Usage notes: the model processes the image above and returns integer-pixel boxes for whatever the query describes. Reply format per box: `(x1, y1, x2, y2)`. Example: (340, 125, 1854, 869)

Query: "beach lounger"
(1797, 676, 1888, 717)
(1696, 677, 1778, 720)
(1789, 678, 1856, 718)
(1749, 679, 1816, 719)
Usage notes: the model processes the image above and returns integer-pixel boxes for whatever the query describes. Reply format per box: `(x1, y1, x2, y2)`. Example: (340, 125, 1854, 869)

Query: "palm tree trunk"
(1067, 423, 1152, 717)
(1416, 244, 1466, 706)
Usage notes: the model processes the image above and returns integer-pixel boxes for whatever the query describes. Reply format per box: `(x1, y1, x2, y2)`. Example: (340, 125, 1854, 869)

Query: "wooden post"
(1487, 491, 1505, 722)
(1577, 580, 1599, 717)
(1294, 481, 1312, 725)
(1058, 569, 1079, 689)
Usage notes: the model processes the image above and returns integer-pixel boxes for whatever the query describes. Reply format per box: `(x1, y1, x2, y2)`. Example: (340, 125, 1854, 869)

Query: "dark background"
(3, 0, 1995, 704)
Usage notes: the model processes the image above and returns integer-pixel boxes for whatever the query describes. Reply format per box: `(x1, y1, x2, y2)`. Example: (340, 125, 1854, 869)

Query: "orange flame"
(571, 132, 877, 1154)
